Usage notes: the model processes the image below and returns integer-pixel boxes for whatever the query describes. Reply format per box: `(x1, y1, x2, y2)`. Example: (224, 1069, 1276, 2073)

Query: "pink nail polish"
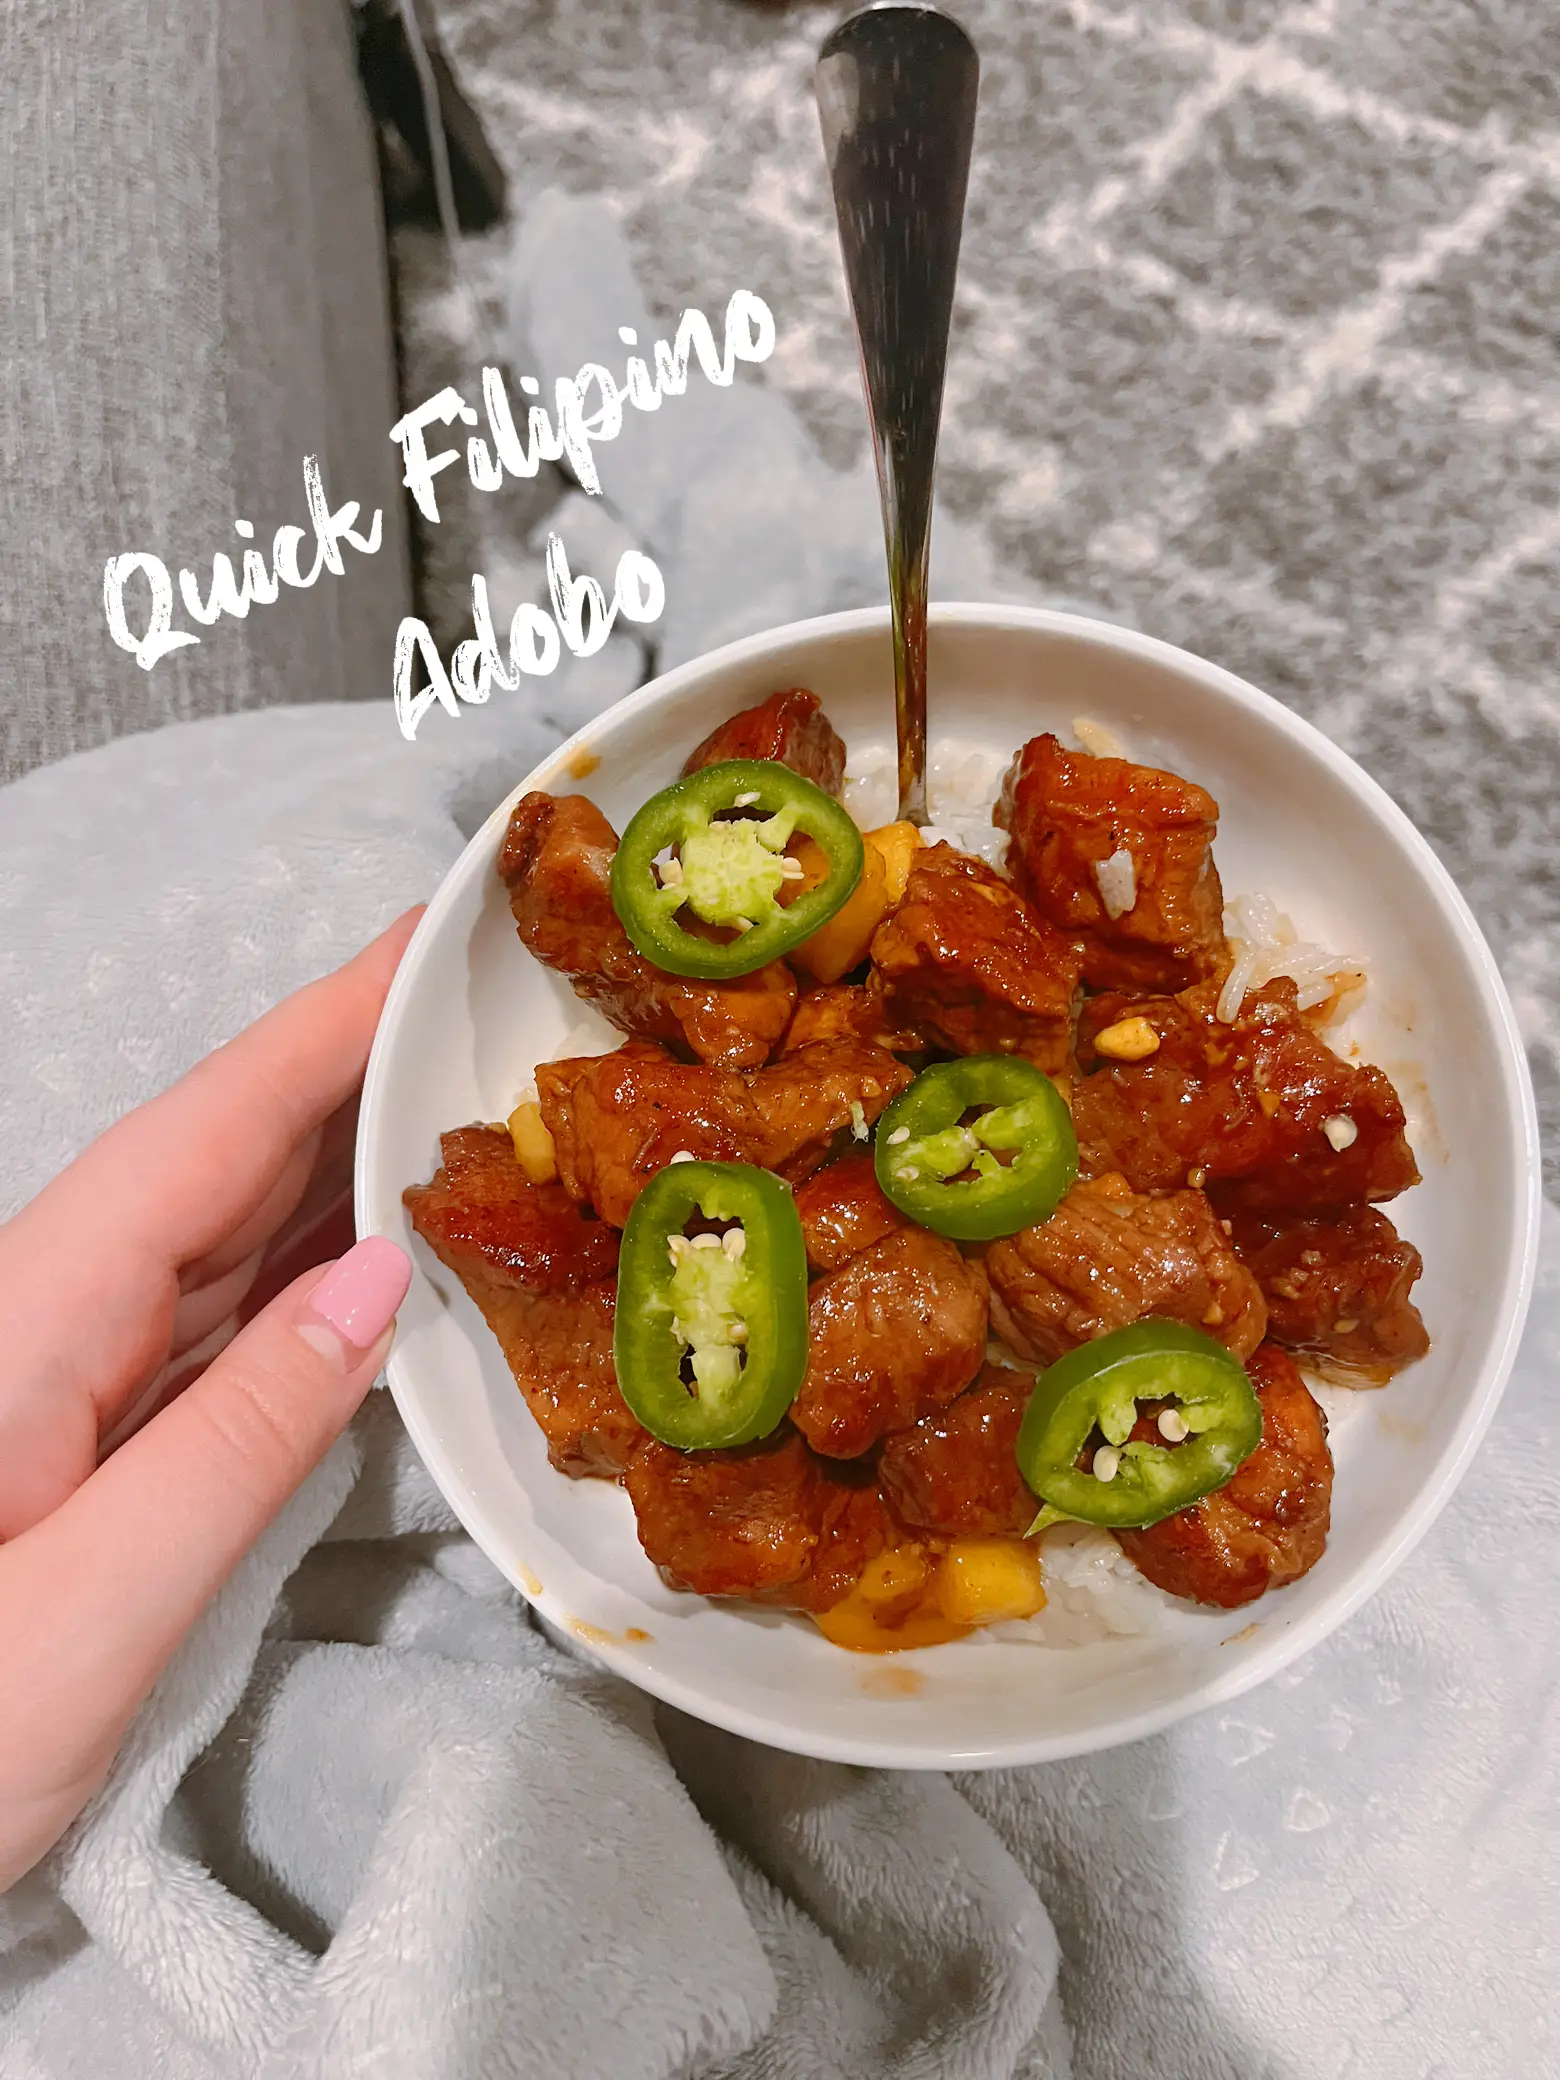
(305, 1236, 411, 1352)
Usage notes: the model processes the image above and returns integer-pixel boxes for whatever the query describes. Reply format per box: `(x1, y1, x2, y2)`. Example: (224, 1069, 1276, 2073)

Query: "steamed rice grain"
(992, 1525, 1157, 1646)
(1216, 893, 1365, 1024)
(1093, 847, 1137, 920)
(845, 740, 1010, 867)
(1072, 716, 1128, 760)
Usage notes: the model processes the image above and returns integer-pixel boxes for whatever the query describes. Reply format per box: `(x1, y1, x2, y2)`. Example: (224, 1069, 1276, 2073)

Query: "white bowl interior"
(357, 606, 1539, 1767)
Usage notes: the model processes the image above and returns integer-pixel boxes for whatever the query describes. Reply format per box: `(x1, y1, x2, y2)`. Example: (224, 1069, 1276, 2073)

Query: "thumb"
(0, 1238, 410, 1880)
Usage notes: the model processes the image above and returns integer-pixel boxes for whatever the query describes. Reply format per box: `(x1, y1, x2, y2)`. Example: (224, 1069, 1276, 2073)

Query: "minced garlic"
(1093, 1015, 1160, 1061)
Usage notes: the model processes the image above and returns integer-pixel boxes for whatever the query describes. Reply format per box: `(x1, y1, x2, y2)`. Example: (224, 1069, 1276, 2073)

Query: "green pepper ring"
(1016, 1320, 1264, 1530)
(610, 758, 865, 980)
(614, 1159, 809, 1451)
(872, 1055, 1079, 1242)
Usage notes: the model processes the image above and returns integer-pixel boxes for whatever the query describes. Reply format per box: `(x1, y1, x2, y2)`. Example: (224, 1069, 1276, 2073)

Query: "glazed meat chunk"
(869, 843, 1082, 1072)
(626, 1430, 827, 1601)
(1227, 1204, 1429, 1384)
(793, 1151, 907, 1272)
(748, 1043, 915, 1177)
(625, 1430, 894, 1610)
(538, 1045, 744, 1224)
(792, 1226, 989, 1457)
(681, 686, 847, 797)
(781, 980, 927, 1057)
(463, 1283, 634, 1481)
(799, 1477, 903, 1614)
(1072, 979, 1420, 1214)
(985, 1172, 1267, 1367)
(537, 1039, 913, 1226)
(1115, 1343, 1333, 1608)
(997, 732, 1225, 992)
(499, 791, 795, 1071)
(878, 1365, 1036, 1538)
(402, 1124, 620, 1290)
(404, 1128, 643, 1478)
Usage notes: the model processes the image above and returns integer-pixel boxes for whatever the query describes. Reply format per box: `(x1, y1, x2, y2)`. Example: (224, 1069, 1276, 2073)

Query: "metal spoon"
(815, 4, 979, 825)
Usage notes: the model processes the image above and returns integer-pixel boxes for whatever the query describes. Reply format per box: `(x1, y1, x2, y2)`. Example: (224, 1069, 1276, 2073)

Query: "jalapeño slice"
(873, 1055, 1078, 1242)
(1016, 1321, 1263, 1531)
(614, 1159, 809, 1451)
(610, 758, 864, 979)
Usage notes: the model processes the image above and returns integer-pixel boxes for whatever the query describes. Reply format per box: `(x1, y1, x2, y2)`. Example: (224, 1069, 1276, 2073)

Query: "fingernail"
(301, 1237, 411, 1359)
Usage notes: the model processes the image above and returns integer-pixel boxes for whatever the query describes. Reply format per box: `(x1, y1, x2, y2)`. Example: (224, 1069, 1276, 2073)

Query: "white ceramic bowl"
(355, 605, 1541, 1768)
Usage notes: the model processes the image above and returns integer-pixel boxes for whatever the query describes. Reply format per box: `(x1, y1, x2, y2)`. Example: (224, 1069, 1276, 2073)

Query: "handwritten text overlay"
(391, 292, 774, 739)
(99, 292, 777, 743)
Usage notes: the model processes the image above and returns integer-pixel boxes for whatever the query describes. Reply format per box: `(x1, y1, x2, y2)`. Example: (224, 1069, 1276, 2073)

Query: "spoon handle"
(816, 5, 979, 825)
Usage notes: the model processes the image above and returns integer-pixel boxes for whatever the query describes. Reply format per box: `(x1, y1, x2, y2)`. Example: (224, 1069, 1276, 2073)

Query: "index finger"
(0, 1241, 408, 1891)
(0, 909, 422, 1466)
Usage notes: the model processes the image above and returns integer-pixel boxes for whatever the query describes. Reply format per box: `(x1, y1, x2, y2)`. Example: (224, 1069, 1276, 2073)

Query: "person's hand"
(0, 911, 423, 1892)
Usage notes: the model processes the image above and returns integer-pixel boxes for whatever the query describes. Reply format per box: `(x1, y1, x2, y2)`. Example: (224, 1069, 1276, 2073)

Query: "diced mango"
(812, 1542, 969, 1652)
(935, 1540, 1047, 1626)
(813, 1599, 970, 1654)
(789, 833, 890, 984)
(507, 1099, 558, 1184)
(857, 1547, 931, 1605)
(816, 1538, 1048, 1649)
(785, 832, 832, 901)
(813, 1545, 971, 1654)
(866, 821, 920, 905)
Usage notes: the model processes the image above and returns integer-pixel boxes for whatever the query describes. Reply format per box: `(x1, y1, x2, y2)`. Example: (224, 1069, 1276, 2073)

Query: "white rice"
(841, 742, 899, 830)
(843, 741, 1010, 868)
(1216, 892, 1366, 1025)
(1093, 846, 1137, 920)
(1072, 715, 1128, 760)
(991, 1524, 1157, 1646)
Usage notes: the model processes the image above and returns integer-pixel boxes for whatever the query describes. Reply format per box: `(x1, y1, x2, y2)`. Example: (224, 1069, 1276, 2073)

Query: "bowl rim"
(356, 600, 1544, 1769)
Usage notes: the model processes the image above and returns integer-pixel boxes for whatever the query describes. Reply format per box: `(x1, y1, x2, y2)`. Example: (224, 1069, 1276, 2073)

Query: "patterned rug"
(401, 0, 1560, 1188)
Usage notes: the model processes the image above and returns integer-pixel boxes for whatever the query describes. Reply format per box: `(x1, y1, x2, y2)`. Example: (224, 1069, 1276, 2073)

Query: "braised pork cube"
(538, 1046, 740, 1226)
(624, 1429, 893, 1609)
(1072, 978, 1420, 1214)
(791, 1226, 989, 1458)
(537, 1039, 913, 1227)
(403, 1124, 620, 1290)
(681, 686, 847, 797)
(462, 1283, 634, 1481)
(626, 1430, 827, 1600)
(499, 792, 795, 1071)
(781, 980, 927, 1057)
(404, 1127, 642, 1478)
(869, 843, 1082, 1072)
(793, 1151, 908, 1273)
(748, 1042, 915, 1178)
(797, 1475, 902, 1614)
(985, 1172, 1267, 1367)
(1227, 1204, 1429, 1384)
(878, 1364, 1036, 1539)
(997, 732, 1225, 992)
(1115, 1343, 1332, 1608)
